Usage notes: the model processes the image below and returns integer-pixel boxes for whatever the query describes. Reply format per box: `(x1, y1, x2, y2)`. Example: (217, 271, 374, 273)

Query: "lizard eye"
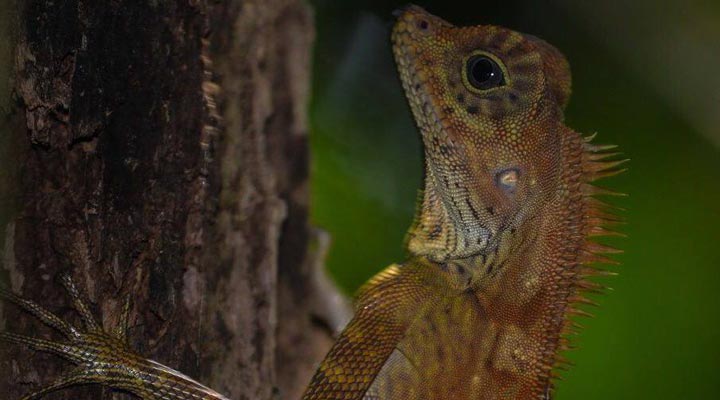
(465, 54, 505, 91)
(496, 168, 519, 194)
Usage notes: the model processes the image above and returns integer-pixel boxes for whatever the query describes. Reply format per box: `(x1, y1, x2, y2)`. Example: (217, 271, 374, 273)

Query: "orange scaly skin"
(1, 5, 624, 400)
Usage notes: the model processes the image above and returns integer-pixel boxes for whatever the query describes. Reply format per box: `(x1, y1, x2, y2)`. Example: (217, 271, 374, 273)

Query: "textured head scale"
(393, 6, 573, 262)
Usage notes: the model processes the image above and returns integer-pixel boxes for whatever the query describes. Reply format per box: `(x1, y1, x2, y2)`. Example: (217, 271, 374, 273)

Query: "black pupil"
(467, 56, 504, 90)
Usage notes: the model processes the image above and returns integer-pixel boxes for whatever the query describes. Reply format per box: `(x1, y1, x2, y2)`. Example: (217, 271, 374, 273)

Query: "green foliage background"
(310, 0, 720, 398)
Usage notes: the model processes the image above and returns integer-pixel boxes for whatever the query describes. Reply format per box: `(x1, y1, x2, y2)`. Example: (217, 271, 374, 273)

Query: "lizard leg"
(113, 294, 132, 344)
(57, 273, 101, 332)
(1, 276, 231, 400)
(0, 285, 80, 339)
(0, 331, 87, 364)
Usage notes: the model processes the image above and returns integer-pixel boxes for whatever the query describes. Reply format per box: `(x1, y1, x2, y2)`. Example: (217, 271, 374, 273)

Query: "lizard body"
(1, 5, 623, 400)
(304, 6, 623, 399)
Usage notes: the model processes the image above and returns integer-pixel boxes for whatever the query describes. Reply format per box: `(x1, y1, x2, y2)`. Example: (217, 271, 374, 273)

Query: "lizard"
(0, 5, 624, 400)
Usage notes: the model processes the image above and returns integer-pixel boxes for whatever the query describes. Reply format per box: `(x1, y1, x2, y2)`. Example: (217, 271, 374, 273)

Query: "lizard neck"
(409, 125, 621, 396)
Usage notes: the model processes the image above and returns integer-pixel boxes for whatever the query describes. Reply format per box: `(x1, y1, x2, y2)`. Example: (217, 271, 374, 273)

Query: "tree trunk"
(0, 1, 347, 399)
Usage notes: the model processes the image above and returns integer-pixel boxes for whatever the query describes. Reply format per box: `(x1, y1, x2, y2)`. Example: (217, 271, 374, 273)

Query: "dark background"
(310, 0, 720, 399)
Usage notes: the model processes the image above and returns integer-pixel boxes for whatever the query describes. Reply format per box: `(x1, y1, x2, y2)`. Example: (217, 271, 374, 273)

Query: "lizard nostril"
(418, 20, 429, 30)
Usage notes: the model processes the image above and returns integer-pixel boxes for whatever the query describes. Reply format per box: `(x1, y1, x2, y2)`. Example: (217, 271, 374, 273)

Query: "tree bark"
(0, 1, 347, 399)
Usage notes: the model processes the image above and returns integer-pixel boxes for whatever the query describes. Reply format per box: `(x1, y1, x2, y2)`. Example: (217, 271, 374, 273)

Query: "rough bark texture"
(0, 1, 347, 399)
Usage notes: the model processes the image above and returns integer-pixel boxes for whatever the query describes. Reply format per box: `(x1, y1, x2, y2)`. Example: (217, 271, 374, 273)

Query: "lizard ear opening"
(496, 168, 520, 195)
(523, 34, 572, 109)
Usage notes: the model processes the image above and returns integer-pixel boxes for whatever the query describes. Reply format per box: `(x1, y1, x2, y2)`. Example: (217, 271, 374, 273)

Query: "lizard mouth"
(391, 6, 453, 141)
(391, 6, 459, 178)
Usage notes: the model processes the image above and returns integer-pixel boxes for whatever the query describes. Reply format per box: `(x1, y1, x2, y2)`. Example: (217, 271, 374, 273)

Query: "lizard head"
(393, 6, 573, 264)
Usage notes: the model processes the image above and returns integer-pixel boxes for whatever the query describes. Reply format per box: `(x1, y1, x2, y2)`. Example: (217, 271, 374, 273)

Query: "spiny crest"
(554, 133, 627, 378)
